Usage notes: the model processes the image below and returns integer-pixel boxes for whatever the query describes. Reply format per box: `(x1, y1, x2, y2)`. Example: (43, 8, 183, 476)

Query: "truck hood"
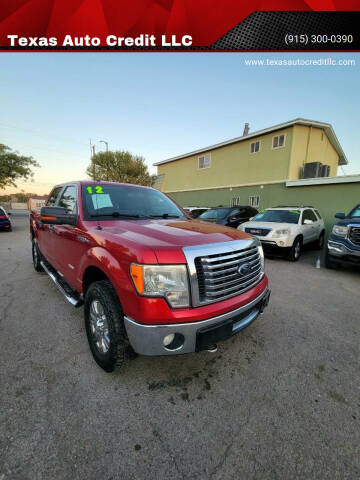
(86, 218, 253, 263)
(335, 218, 360, 227)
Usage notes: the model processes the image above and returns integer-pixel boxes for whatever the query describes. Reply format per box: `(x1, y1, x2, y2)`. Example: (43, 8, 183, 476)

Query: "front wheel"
(288, 237, 302, 262)
(32, 240, 44, 272)
(84, 280, 134, 372)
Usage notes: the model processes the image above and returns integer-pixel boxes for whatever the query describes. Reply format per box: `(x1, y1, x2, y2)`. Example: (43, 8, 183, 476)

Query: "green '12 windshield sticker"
(290, 210, 300, 214)
(87, 186, 104, 194)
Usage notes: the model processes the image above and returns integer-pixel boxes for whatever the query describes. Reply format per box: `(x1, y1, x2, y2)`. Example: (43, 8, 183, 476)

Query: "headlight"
(272, 229, 290, 238)
(332, 225, 348, 237)
(257, 244, 265, 274)
(130, 264, 189, 308)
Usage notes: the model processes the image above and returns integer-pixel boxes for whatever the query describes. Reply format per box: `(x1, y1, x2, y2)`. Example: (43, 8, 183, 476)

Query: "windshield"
(252, 209, 300, 224)
(199, 208, 231, 219)
(82, 184, 185, 220)
(350, 205, 360, 218)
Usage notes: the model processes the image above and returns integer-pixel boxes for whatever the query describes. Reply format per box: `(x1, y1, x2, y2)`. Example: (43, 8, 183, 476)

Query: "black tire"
(288, 236, 302, 262)
(84, 280, 134, 372)
(325, 249, 339, 269)
(315, 231, 325, 250)
(32, 240, 44, 272)
(7, 226, 12, 232)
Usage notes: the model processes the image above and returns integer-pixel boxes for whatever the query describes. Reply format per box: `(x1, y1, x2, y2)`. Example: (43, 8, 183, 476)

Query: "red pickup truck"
(30, 181, 270, 372)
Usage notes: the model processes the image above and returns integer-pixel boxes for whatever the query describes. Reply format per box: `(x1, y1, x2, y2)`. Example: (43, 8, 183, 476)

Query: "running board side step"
(40, 260, 83, 308)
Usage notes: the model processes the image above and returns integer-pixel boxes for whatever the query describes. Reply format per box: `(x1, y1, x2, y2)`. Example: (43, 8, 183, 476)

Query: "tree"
(86, 150, 155, 187)
(0, 144, 40, 189)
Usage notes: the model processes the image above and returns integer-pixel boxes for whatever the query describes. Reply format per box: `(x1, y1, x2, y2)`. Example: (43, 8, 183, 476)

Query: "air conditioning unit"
(320, 164, 330, 177)
(303, 162, 322, 179)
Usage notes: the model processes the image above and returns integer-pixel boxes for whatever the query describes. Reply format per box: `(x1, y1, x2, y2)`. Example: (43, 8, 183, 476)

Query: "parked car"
(0, 207, 12, 231)
(325, 203, 360, 269)
(199, 206, 258, 228)
(183, 206, 209, 218)
(30, 182, 270, 372)
(238, 206, 325, 261)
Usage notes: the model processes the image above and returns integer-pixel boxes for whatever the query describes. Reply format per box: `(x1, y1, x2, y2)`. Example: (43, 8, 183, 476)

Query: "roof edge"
(154, 118, 347, 167)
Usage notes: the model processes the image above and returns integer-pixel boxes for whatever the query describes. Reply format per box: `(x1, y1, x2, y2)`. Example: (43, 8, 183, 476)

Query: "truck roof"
(53, 180, 154, 190)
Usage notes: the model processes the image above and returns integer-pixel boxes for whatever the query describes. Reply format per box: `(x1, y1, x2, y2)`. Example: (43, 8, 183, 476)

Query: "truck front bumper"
(327, 240, 360, 265)
(124, 287, 270, 356)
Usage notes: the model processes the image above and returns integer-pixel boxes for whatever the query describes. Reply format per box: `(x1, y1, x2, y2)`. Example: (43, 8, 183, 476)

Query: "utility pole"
(90, 140, 96, 180)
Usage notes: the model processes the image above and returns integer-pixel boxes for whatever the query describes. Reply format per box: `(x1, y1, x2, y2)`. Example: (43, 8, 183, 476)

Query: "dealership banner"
(0, 1, 359, 50)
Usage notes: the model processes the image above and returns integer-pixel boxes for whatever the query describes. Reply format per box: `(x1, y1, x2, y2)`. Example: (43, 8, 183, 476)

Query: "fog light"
(279, 241, 284, 246)
(163, 334, 175, 346)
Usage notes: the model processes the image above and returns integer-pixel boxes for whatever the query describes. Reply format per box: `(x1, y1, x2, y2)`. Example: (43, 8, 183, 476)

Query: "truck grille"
(194, 245, 262, 303)
(349, 226, 360, 246)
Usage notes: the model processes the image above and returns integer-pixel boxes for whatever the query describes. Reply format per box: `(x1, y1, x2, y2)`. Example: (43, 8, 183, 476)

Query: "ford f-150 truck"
(30, 181, 270, 372)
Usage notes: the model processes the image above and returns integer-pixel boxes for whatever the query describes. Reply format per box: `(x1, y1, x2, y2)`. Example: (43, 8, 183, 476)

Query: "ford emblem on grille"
(238, 263, 252, 276)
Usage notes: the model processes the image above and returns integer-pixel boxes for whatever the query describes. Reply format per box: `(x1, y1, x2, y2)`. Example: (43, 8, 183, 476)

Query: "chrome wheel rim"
(294, 241, 301, 258)
(89, 300, 110, 354)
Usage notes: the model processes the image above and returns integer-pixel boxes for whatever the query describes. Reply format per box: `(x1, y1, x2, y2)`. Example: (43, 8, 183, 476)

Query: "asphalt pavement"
(0, 214, 359, 480)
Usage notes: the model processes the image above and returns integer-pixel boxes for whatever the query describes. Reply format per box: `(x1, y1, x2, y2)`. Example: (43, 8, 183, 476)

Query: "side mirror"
(249, 217, 254, 221)
(7, 212, 11, 216)
(335, 212, 345, 219)
(40, 206, 77, 226)
(303, 219, 313, 225)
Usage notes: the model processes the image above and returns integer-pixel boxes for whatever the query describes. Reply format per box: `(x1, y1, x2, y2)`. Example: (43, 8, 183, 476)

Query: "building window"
(231, 197, 240, 207)
(198, 154, 210, 169)
(249, 196, 260, 208)
(272, 134, 285, 149)
(250, 141, 260, 154)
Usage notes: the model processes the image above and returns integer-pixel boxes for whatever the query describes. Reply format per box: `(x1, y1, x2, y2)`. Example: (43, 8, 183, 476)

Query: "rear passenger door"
(301, 209, 318, 244)
(51, 185, 83, 288)
(38, 185, 63, 261)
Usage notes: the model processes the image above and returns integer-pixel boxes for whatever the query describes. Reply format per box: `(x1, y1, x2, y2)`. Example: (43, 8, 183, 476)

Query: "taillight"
(0, 215, 7, 219)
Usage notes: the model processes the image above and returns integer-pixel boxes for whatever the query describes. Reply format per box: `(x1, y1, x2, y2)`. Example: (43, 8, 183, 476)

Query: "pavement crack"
(151, 428, 187, 480)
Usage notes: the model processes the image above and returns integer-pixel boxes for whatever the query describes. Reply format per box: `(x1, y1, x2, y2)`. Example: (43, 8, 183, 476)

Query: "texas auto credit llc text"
(7, 34, 193, 48)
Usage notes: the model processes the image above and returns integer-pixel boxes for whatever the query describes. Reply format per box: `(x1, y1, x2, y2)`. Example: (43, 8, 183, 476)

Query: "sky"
(0, 52, 359, 195)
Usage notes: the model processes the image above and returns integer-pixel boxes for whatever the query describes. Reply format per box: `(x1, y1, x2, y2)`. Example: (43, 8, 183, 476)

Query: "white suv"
(238, 206, 325, 261)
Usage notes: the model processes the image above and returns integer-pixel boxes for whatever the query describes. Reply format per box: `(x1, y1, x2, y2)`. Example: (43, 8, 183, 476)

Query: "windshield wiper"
(90, 212, 144, 218)
(149, 214, 181, 218)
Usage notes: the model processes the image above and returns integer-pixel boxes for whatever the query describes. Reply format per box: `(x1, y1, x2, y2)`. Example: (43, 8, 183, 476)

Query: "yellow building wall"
(158, 127, 293, 192)
(288, 125, 339, 180)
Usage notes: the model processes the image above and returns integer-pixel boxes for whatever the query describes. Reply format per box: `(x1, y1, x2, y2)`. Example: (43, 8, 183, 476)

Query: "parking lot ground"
(0, 214, 359, 480)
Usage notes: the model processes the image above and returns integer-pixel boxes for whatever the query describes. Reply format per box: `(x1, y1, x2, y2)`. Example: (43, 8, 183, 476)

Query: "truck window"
(58, 185, 78, 214)
(47, 186, 63, 206)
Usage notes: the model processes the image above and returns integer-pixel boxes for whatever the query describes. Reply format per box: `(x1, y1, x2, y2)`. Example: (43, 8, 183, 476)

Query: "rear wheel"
(32, 240, 43, 272)
(315, 231, 325, 250)
(288, 236, 302, 262)
(84, 280, 134, 372)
